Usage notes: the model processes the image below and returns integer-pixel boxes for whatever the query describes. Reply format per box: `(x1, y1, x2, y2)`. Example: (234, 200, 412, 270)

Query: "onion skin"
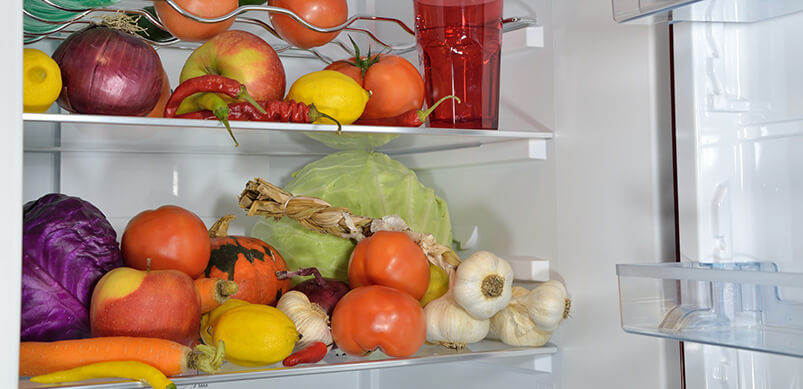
(277, 267, 350, 317)
(53, 26, 164, 116)
(292, 278, 350, 317)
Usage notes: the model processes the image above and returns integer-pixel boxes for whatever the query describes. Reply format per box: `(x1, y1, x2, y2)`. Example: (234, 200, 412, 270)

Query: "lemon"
(213, 304, 300, 366)
(200, 298, 250, 345)
(420, 263, 449, 307)
(286, 70, 370, 125)
(23, 48, 62, 113)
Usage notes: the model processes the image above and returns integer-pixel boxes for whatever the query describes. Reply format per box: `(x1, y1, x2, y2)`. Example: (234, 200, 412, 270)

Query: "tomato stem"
(347, 35, 381, 81)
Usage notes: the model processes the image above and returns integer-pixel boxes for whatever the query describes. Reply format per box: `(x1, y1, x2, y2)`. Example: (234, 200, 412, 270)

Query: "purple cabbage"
(21, 193, 123, 341)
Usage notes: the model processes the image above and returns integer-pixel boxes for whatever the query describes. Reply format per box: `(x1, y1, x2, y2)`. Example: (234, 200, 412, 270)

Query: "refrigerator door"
(612, 0, 803, 386)
(650, 0, 803, 387)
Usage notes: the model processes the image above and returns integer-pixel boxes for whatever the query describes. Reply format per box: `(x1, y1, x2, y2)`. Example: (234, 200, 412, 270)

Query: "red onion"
(276, 267, 350, 316)
(53, 25, 164, 116)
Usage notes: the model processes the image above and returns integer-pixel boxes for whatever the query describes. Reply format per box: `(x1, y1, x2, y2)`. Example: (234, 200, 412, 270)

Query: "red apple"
(90, 267, 201, 346)
(179, 30, 286, 102)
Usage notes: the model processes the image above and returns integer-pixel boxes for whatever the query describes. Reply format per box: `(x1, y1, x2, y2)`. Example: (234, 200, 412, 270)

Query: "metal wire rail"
(23, 0, 537, 63)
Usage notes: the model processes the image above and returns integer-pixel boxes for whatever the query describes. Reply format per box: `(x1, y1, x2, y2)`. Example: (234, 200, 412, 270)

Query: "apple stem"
(146, 258, 151, 272)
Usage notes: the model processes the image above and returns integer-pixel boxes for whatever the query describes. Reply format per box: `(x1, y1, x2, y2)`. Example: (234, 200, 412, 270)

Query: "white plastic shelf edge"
(502, 26, 545, 54)
(395, 139, 547, 170)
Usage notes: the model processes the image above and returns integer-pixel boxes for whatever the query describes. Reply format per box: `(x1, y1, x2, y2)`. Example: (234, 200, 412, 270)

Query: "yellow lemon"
(213, 304, 299, 366)
(286, 70, 370, 125)
(420, 263, 449, 307)
(23, 48, 62, 113)
(200, 298, 250, 345)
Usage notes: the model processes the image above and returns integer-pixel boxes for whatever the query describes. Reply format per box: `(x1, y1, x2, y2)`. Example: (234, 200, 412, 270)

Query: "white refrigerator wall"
(3, 0, 23, 387)
(17, 0, 682, 388)
(550, 1, 678, 388)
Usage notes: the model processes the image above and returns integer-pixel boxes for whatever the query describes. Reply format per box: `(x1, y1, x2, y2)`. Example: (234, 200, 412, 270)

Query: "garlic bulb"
(524, 280, 571, 332)
(425, 269, 490, 350)
(453, 251, 514, 320)
(488, 287, 552, 347)
(277, 291, 333, 348)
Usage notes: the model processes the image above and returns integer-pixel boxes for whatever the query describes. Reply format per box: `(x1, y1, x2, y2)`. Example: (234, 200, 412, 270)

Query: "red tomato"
(154, 0, 238, 42)
(121, 205, 211, 278)
(331, 285, 426, 357)
(268, 0, 348, 49)
(348, 231, 430, 300)
(325, 54, 425, 119)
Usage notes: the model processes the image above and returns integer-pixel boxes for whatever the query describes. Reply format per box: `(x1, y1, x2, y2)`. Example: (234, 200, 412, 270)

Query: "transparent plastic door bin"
(616, 262, 803, 357)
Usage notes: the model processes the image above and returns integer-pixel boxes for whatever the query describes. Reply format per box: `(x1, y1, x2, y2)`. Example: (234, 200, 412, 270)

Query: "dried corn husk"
(238, 178, 460, 271)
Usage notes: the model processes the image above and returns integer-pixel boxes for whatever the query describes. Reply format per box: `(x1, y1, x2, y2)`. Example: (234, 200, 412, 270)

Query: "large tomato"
(325, 53, 425, 119)
(268, 0, 348, 49)
(121, 205, 211, 278)
(154, 0, 238, 42)
(348, 231, 430, 300)
(331, 285, 426, 357)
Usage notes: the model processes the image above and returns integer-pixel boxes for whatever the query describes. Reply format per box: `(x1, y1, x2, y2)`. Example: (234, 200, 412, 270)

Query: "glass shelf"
(19, 340, 557, 388)
(23, 113, 551, 168)
(616, 262, 803, 358)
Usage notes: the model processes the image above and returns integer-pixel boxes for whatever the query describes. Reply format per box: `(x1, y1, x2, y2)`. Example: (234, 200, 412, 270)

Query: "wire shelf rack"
(24, 0, 537, 63)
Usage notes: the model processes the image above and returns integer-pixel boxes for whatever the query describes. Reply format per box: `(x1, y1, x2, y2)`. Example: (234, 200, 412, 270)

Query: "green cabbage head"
(251, 150, 452, 282)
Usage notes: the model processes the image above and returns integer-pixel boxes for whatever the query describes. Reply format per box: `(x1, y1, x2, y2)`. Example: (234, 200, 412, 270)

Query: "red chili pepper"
(354, 95, 460, 127)
(175, 100, 343, 133)
(282, 342, 328, 367)
(164, 75, 266, 146)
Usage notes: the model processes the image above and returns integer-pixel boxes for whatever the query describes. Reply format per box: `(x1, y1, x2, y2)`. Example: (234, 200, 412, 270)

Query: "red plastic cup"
(414, 0, 503, 130)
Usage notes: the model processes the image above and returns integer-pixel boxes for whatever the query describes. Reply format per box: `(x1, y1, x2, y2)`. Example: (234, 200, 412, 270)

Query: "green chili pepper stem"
(196, 93, 239, 147)
(237, 86, 267, 115)
(214, 108, 238, 147)
(418, 95, 461, 123)
(308, 104, 342, 134)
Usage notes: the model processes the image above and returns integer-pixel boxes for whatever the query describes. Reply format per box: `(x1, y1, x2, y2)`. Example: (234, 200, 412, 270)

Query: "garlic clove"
(524, 280, 571, 332)
(489, 287, 553, 347)
(425, 269, 490, 350)
(277, 290, 333, 349)
(453, 251, 514, 320)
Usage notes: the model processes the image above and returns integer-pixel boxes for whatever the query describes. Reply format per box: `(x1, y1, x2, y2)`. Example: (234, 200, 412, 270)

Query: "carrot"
(195, 278, 239, 313)
(20, 337, 225, 377)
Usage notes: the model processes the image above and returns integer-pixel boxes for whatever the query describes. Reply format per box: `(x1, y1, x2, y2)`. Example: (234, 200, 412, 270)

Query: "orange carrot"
(20, 337, 224, 377)
(195, 278, 239, 313)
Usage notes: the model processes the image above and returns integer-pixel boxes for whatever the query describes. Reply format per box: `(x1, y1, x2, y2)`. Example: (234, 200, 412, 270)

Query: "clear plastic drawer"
(616, 262, 803, 357)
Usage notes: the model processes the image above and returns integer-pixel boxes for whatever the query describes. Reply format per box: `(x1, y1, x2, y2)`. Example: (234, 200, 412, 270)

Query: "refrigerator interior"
(13, 0, 681, 388)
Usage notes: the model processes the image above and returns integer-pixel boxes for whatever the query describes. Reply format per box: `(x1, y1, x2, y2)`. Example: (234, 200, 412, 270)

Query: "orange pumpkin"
(201, 215, 292, 305)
